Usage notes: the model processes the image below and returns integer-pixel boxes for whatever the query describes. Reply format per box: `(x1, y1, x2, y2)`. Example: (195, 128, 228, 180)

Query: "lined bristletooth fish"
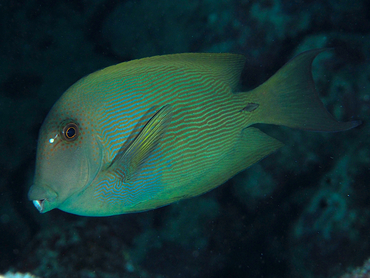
(28, 49, 360, 216)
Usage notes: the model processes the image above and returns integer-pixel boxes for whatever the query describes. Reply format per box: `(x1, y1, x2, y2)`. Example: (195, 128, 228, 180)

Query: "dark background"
(0, 0, 369, 277)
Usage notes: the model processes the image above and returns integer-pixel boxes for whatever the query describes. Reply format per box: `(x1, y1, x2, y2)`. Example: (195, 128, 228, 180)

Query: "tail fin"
(246, 49, 361, 131)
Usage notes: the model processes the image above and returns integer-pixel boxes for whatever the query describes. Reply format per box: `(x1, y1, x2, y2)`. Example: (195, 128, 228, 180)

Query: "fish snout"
(28, 184, 58, 213)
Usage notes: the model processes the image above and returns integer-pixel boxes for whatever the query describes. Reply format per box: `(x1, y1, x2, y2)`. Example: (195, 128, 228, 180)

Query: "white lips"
(32, 199, 44, 213)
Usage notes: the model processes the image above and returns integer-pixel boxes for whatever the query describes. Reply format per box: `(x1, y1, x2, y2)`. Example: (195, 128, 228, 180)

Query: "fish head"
(28, 95, 103, 214)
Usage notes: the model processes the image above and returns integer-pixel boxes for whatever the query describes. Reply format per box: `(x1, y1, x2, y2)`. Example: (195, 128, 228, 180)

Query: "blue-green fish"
(28, 49, 360, 216)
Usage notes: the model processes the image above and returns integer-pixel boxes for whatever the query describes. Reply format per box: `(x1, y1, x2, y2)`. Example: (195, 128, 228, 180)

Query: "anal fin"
(229, 127, 284, 175)
(190, 127, 283, 196)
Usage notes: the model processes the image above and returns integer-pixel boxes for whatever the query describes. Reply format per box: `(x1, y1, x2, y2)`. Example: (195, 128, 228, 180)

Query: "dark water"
(0, 0, 369, 277)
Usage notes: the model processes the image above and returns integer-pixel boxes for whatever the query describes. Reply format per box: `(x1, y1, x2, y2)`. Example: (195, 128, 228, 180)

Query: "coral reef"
(0, 272, 39, 278)
(340, 259, 370, 278)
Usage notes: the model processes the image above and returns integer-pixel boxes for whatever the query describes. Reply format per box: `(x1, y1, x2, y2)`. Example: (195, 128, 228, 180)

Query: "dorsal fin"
(88, 53, 246, 91)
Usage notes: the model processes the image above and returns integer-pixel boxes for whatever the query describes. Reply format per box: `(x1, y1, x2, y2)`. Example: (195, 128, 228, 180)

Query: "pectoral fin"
(109, 105, 172, 182)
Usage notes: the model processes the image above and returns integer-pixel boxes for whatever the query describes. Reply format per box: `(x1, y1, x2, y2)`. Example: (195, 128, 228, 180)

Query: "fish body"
(28, 49, 360, 216)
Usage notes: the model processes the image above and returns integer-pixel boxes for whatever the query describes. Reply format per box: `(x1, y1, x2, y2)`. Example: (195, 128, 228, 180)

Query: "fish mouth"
(28, 183, 58, 213)
(32, 199, 45, 213)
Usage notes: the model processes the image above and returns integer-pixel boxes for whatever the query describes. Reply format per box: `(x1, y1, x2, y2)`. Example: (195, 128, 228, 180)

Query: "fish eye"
(62, 122, 79, 141)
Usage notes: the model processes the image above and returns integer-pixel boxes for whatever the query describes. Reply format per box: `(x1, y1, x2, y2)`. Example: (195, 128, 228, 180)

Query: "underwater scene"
(0, 0, 369, 277)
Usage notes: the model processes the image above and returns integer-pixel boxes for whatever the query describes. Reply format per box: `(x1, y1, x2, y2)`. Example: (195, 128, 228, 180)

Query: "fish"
(28, 49, 360, 216)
